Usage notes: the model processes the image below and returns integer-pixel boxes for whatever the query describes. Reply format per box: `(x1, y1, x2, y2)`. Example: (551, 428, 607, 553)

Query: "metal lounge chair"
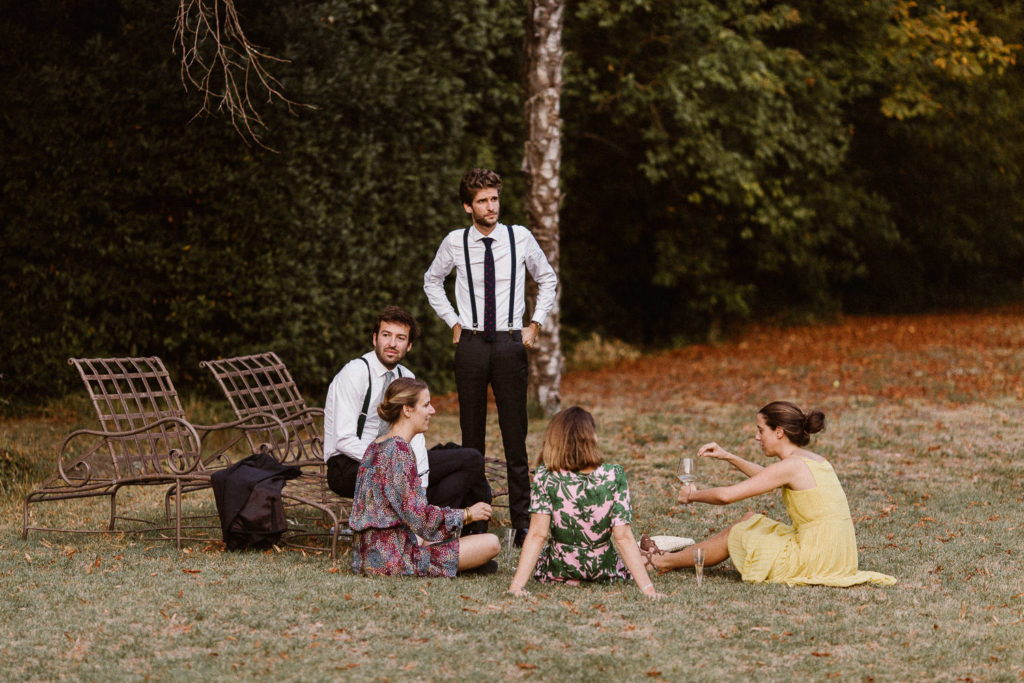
(22, 357, 287, 548)
(199, 352, 350, 560)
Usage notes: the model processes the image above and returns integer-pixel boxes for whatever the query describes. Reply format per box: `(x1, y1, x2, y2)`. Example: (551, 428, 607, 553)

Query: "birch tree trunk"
(523, 0, 564, 417)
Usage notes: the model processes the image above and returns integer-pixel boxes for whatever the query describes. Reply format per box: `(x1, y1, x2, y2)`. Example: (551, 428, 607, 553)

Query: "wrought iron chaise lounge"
(22, 357, 288, 549)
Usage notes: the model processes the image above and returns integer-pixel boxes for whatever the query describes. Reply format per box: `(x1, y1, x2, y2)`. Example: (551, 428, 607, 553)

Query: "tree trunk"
(522, 0, 564, 417)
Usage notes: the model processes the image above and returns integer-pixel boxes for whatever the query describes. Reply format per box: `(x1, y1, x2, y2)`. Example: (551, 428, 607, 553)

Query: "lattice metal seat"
(22, 357, 287, 548)
(200, 352, 350, 560)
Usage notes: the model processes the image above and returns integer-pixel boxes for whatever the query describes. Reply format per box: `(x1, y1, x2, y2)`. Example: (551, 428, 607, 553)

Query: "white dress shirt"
(323, 351, 429, 488)
(423, 223, 558, 331)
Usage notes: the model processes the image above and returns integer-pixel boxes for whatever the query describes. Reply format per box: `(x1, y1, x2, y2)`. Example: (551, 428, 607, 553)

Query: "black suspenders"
(462, 228, 477, 329)
(507, 224, 516, 328)
(356, 359, 404, 439)
(463, 224, 517, 331)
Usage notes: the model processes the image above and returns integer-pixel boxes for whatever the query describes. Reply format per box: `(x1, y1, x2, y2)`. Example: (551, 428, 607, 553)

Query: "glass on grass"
(504, 528, 517, 571)
(693, 547, 705, 587)
(676, 455, 697, 507)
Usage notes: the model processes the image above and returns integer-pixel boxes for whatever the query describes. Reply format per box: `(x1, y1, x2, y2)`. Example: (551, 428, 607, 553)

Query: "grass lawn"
(2, 306, 1023, 681)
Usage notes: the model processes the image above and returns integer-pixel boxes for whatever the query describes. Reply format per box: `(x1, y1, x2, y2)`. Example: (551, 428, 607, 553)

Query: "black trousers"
(454, 330, 530, 529)
(326, 446, 492, 534)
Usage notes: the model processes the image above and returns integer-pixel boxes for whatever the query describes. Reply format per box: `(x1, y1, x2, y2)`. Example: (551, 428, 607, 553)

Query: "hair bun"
(804, 410, 826, 435)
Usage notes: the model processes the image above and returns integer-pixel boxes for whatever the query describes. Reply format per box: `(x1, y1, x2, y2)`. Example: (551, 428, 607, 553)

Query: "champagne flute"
(693, 546, 705, 587)
(676, 455, 697, 507)
(504, 528, 517, 571)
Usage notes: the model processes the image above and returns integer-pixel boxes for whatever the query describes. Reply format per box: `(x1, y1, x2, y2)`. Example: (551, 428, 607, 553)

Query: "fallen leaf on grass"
(811, 652, 832, 657)
(183, 569, 201, 574)
(462, 607, 479, 614)
(325, 567, 339, 574)
(645, 669, 662, 677)
(516, 663, 537, 670)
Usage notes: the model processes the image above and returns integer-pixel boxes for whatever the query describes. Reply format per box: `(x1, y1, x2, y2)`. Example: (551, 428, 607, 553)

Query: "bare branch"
(174, 0, 311, 148)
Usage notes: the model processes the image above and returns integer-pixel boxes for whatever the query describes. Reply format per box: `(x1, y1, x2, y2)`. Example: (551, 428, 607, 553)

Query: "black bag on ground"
(211, 452, 302, 550)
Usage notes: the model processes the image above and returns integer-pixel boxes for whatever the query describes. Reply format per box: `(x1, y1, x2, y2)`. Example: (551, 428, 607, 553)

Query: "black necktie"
(482, 237, 496, 341)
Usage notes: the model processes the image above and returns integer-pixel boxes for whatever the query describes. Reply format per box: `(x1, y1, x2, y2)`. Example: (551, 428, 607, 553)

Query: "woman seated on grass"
(508, 407, 661, 599)
(645, 401, 896, 587)
(349, 378, 500, 576)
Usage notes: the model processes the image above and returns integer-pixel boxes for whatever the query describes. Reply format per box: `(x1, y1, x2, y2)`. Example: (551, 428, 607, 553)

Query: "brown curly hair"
(459, 167, 503, 205)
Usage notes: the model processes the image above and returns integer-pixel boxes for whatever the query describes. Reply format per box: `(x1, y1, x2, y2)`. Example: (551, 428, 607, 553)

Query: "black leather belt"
(462, 329, 522, 339)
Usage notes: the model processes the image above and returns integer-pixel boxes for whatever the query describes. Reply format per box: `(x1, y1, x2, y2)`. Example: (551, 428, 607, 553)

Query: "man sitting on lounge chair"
(323, 306, 492, 534)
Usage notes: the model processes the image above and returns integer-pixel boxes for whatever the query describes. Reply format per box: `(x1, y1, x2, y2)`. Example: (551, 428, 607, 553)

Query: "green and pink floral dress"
(530, 463, 633, 584)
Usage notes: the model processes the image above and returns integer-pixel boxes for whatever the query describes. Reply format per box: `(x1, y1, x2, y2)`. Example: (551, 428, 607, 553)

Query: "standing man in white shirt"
(423, 168, 558, 546)
(323, 306, 492, 534)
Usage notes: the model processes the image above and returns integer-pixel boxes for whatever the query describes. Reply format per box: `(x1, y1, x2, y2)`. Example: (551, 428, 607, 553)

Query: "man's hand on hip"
(522, 323, 539, 348)
(452, 323, 462, 345)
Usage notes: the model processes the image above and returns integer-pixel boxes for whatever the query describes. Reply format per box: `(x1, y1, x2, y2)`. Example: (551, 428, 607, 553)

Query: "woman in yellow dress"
(648, 401, 895, 586)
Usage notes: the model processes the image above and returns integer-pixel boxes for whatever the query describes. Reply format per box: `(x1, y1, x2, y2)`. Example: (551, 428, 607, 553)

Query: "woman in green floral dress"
(508, 407, 661, 599)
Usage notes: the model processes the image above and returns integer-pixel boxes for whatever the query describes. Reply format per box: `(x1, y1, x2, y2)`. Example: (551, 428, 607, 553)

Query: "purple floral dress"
(530, 463, 633, 584)
(349, 436, 465, 576)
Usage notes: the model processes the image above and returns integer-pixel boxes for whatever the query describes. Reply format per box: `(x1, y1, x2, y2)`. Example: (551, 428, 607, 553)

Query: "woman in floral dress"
(349, 378, 500, 576)
(508, 407, 660, 599)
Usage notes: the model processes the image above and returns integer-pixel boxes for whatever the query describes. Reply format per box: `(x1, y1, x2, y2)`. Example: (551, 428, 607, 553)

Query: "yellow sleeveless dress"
(727, 458, 896, 586)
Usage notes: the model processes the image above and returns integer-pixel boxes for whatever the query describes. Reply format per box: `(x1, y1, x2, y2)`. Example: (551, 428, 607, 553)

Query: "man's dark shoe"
(513, 528, 529, 548)
(461, 559, 498, 576)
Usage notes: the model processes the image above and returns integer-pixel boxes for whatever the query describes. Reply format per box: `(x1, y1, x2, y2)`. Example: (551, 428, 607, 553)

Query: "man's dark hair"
(373, 306, 420, 344)
(459, 168, 503, 205)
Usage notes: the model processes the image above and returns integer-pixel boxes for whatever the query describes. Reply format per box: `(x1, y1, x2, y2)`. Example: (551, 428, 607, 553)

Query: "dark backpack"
(211, 452, 302, 550)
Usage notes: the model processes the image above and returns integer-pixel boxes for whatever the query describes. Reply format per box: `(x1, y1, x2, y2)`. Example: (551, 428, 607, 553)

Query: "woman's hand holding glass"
(676, 482, 697, 505)
(676, 455, 697, 507)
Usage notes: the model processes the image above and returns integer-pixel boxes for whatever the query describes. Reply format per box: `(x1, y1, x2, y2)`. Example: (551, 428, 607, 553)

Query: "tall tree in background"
(523, 0, 564, 416)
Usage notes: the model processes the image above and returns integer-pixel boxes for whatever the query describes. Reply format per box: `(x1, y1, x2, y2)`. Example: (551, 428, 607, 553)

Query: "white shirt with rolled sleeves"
(323, 350, 430, 488)
(423, 223, 557, 331)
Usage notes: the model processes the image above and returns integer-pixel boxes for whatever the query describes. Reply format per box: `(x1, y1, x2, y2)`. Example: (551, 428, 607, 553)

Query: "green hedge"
(3, 0, 1022, 404)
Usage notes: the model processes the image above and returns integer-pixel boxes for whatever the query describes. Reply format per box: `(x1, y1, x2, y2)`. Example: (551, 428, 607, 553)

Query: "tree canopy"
(2, 0, 1021, 402)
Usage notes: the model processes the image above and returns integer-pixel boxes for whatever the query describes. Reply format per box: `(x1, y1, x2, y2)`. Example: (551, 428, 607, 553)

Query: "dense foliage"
(560, 0, 1023, 341)
(1, 0, 525, 401)
(2, 0, 1022, 402)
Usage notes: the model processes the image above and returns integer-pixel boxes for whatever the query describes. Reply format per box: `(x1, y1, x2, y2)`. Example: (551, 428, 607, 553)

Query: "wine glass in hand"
(676, 455, 697, 507)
